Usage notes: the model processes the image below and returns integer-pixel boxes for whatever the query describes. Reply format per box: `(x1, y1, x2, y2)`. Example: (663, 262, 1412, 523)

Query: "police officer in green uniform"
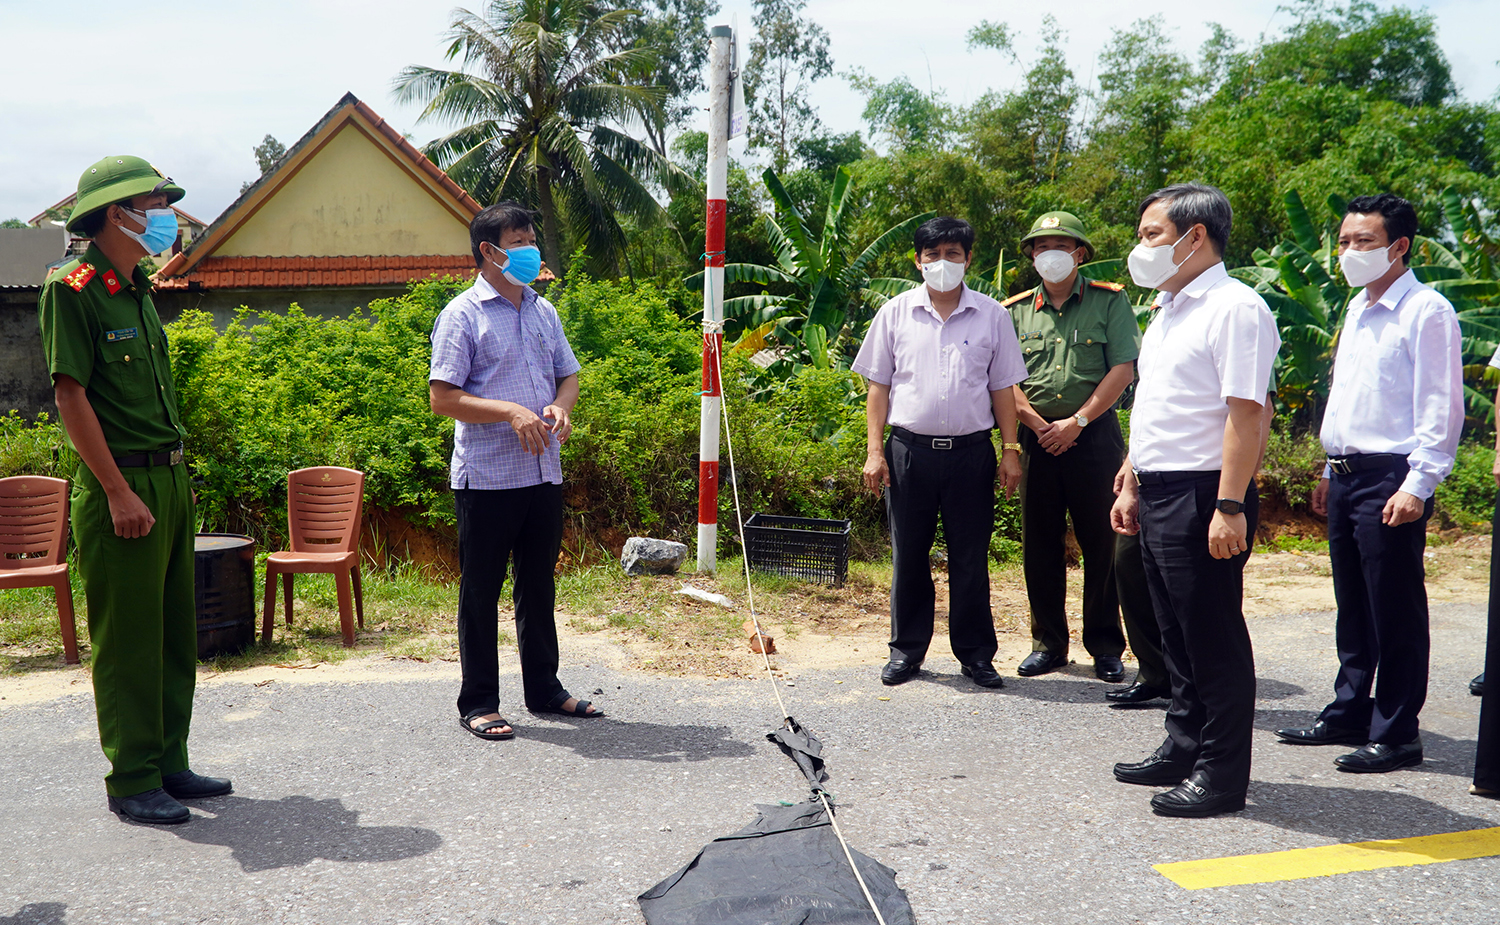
(1006, 212, 1167, 702)
(38, 156, 231, 825)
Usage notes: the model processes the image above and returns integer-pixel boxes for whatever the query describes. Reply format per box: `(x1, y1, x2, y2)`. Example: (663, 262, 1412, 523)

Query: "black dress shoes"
(1113, 751, 1192, 786)
(108, 788, 190, 825)
(1274, 720, 1368, 746)
(162, 769, 234, 800)
(1106, 680, 1170, 704)
(1334, 740, 1423, 773)
(1473, 673, 1486, 697)
(1150, 771, 1246, 817)
(1017, 650, 1068, 677)
(961, 661, 1004, 689)
(1094, 656, 1125, 683)
(881, 658, 922, 686)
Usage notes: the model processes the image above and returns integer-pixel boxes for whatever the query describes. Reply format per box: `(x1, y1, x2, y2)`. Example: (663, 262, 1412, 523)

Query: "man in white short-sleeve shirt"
(852, 216, 1027, 690)
(1110, 183, 1280, 818)
(1276, 194, 1463, 774)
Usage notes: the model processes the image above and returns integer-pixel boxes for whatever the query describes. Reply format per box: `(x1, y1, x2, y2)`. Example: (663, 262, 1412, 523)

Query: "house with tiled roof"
(153, 92, 515, 323)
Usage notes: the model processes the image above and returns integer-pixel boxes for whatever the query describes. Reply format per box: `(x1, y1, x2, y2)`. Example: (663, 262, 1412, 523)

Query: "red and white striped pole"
(698, 25, 732, 573)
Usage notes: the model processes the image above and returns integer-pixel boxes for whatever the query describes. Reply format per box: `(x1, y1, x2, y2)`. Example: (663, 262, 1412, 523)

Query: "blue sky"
(2, 0, 1495, 226)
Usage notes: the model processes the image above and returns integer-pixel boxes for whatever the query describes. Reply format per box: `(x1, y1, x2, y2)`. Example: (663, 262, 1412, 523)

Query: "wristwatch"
(1215, 498, 1244, 515)
(1074, 413, 1089, 428)
(1001, 442, 1022, 453)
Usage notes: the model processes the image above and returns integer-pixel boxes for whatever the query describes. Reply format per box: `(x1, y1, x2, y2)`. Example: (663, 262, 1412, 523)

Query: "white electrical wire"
(705, 317, 890, 925)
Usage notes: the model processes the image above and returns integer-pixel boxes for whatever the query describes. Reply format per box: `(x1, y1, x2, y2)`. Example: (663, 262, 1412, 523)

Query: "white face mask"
(1340, 241, 1397, 288)
(921, 259, 966, 293)
(1128, 228, 1195, 289)
(1033, 248, 1078, 285)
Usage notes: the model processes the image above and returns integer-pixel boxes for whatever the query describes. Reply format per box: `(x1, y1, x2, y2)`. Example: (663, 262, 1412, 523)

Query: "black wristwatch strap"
(1215, 498, 1244, 515)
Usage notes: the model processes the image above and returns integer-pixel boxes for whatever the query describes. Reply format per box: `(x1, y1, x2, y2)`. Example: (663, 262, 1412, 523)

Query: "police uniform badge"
(63, 263, 96, 292)
(1040, 216, 1061, 229)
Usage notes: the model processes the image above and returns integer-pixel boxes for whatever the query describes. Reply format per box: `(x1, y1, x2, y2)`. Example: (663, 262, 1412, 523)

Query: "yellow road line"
(1156, 826, 1500, 889)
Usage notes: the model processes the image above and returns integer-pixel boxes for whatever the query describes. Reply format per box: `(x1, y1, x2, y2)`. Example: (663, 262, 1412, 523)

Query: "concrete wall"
(216, 123, 473, 258)
(0, 288, 55, 420)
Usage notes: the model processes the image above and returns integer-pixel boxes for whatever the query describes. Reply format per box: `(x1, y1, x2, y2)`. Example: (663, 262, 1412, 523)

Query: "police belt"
(889, 427, 991, 451)
(1326, 453, 1408, 476)
(113, 442, 184, 468)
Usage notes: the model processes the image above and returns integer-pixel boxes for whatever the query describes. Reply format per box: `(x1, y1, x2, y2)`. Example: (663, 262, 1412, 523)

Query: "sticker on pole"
(729, 26, 747, 139)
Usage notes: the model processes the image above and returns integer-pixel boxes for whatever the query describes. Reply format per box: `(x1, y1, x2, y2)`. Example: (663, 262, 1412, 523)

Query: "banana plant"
(688, 165, 934, 376)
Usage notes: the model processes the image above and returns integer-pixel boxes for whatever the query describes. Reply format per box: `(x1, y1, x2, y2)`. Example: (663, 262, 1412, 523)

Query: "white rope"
(709, 323, 888, 925)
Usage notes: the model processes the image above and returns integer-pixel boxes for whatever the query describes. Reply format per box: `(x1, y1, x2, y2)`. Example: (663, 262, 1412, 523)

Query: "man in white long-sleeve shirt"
(1276, 193, 1464, 773)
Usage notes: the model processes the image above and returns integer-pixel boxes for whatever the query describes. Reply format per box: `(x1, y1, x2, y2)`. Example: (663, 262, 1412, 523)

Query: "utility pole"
(697, 25, 732, 573)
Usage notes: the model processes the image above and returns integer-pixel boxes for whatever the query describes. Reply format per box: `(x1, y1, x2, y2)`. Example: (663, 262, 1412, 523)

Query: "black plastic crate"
(743, 514, 851, 587)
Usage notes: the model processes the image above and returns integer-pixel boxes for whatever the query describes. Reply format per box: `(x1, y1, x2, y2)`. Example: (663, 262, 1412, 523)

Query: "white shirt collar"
(1175, 261, 1229, 304)
(1353, 268, 1420, 313)
(911, 282, 979, 321)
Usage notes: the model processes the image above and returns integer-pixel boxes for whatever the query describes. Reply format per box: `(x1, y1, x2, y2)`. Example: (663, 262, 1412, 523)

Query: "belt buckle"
(931, 437, 953, 450)
(169, 448, 183, 466)
(1328, 457, 1350, 475)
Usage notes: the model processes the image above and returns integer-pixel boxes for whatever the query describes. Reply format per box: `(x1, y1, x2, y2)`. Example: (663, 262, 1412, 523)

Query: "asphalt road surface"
(2, 602, 1496, 924)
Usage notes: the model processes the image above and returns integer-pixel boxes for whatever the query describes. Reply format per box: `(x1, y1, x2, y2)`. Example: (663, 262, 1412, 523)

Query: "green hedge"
(6, 276, 1493, 563)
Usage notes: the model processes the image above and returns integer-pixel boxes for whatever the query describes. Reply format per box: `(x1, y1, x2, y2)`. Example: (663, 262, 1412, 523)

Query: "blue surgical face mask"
(118, 206, 178, 254)
(489, 244, 542, 286)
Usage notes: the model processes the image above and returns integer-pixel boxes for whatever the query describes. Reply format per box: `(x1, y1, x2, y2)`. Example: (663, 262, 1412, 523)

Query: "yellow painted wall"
(215, 122, 471, 257)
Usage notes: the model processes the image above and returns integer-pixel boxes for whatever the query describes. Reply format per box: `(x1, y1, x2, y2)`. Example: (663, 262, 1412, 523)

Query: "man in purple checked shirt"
(429, 202, 603, 742)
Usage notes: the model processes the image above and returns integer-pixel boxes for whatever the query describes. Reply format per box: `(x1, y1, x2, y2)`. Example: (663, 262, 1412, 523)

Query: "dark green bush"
(1435, 440, 1497, 530)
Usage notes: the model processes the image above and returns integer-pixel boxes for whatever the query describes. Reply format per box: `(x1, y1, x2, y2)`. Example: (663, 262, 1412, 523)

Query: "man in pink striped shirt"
(852, 216, 1028, 690)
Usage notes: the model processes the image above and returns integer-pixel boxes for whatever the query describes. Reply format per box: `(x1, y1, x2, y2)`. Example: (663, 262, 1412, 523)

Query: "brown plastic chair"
(261, 467, 366, 647)
(0, 476, 79, 664)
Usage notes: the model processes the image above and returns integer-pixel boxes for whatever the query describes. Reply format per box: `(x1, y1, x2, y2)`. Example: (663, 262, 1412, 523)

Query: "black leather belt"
(1327, 453, 1407, 476)
(1133, 469, 1219, 487)
(113, 443, 184, 468)
(890, 426, 990, 450)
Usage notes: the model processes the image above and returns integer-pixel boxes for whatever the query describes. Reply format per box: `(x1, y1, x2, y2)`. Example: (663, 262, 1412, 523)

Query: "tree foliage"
(394, 0, 692, 276)
(744, 0, 833, 172)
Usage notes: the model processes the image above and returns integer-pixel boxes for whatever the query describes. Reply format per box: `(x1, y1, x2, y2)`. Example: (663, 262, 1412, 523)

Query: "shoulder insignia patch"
(1088, 280, 1126, 292)
(101, 269, 122, 295)
(63, 263, 96, 292)
(1001, 289, 1035, 307)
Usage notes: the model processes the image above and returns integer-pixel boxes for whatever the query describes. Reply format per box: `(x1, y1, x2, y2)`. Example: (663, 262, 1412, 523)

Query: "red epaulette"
(1088, 279, 1126, 292)
(1001, 288, 1035, 308)
(101, 269, 122, 295)
(62, 263, 96, 292)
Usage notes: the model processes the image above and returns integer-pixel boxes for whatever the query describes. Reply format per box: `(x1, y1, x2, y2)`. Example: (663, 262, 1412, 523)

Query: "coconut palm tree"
(394, 0, 693, 276)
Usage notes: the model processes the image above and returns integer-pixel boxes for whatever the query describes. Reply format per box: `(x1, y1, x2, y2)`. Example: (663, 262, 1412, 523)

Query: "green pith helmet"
(1020, 211, 1093, 261)
(66, 156, 185, 232)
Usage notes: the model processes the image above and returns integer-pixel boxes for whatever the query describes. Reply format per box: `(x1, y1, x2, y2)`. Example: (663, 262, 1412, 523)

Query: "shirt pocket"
(960, 337, 997, 384)
(1360, 344, 1405, 392)
(97, 337, 155, 400)
(1069, 328, 1110, 379)
(1018, 331, 1048, 374)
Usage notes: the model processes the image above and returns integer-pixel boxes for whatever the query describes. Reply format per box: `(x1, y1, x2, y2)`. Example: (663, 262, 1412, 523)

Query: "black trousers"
(1318, 462, 1432, 745)
(1138, 472, 1258, 793)
(1115, 531, 1168, 690)
(1019, 413, 1128, 659)
(885, 433, 998, 665)
(1474, 493, 1500, 790)
(454, 484, 566, 716)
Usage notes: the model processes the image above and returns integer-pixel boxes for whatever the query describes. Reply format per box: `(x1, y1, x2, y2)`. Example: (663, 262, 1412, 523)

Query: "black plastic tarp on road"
(637, 799, 915, 925)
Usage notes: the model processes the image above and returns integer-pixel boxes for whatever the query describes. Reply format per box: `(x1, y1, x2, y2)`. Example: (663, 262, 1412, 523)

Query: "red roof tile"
(153, 254, 478, 290)
(153, 255, 555, 290)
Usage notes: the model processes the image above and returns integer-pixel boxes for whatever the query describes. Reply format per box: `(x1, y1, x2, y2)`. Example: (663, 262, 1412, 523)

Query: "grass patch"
(1257, 534, 1331, 555)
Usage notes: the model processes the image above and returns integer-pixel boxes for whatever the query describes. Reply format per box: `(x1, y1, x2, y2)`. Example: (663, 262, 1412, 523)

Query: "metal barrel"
(194, 533, 256, 660)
